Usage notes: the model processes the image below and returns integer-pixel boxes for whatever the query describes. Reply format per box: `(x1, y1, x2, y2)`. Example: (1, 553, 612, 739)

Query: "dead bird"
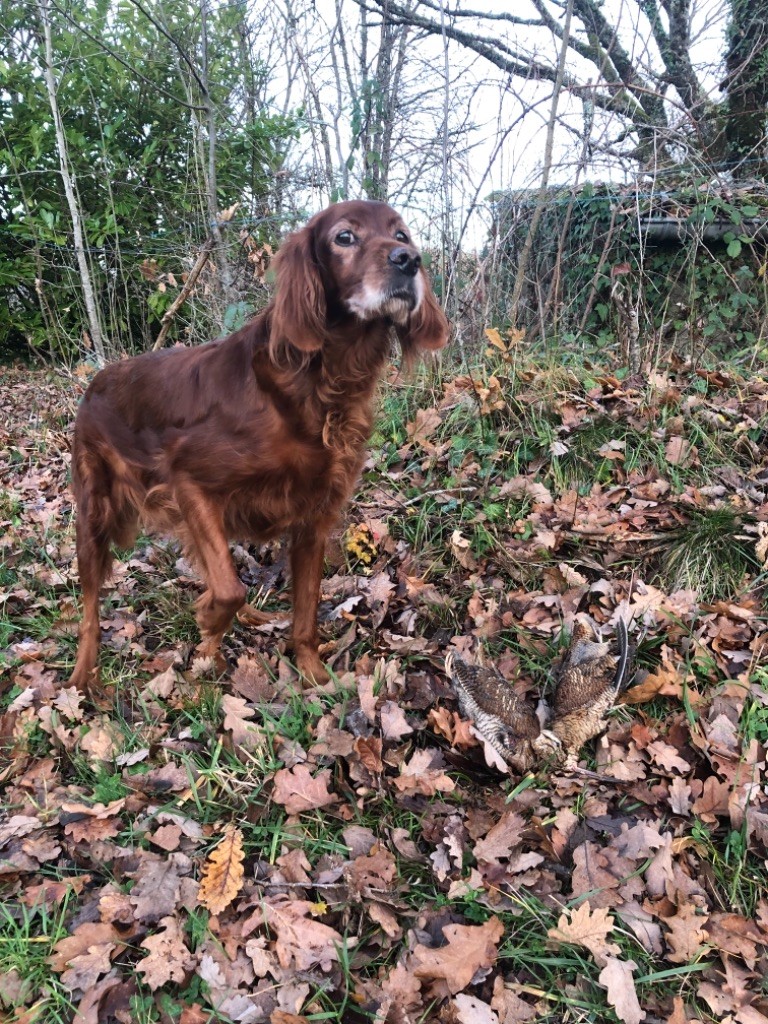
(444, 618, 632, 776)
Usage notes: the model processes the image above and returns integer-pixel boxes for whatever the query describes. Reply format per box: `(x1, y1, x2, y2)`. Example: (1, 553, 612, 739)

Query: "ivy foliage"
(490, 180, 768, 359)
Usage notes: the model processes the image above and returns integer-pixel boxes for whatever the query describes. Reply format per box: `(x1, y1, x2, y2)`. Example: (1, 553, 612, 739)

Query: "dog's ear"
(270, 224, 326, 354)
(394, 269, 450, 359)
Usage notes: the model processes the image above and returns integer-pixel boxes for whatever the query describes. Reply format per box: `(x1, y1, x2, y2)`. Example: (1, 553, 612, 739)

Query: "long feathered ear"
(394, 268, 450, 360)
(269, 225, 326, 354)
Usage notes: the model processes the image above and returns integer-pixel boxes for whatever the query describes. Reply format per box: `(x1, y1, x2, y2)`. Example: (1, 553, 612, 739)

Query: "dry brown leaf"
(136, 915, 194, 990)
(379, 961, 422, 1012)
(392, 748, 456, 796)
(380, 700, 413, 741)
(547, 901, 621, 967)
(452, 993, 500, 1023)
(646, 740, 691, 774)
(407, 406, 442, 444)
(196, 823, 245, 916)
(49, 922, 122, 992)
(706, 912, 764, 969)
(221, 694, 261, 748)
(665, 436, 697, 467)
(354, 735, 383, 773)
(450, 529, 477, 570)
(272, 764, 338, 814)
(246, 895, 346, 971)
(665, 995, 690, 1024)
(490, 975, 539, 1022)
(668, 776, 693, 816)
(623, 664, 684, 704)
(598, 957, 645, 1024)
(413, 916, 504, 995)
(691, 776, 731, 823)
(664, 903, 709, 964)
(129, 855, 183, 922)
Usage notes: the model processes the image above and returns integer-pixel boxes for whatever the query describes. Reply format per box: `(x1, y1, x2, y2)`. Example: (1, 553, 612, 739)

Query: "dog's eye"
(335, 230, 355, 246)
(395, 230, 409, 243)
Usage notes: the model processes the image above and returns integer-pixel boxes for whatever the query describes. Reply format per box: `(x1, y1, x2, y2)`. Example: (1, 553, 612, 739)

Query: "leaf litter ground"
(1, 356, 767, 1024)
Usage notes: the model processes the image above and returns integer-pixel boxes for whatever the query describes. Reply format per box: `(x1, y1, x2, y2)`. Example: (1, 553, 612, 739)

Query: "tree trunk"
(724, 0, 768, 175)
(200, 0, 235, 305)
(38, 0, 107, 364)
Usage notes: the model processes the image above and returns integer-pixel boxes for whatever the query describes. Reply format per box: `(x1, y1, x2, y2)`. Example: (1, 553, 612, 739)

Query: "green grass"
(3, 357, 768, 1023)
(0, 899, 77, 1022)
(662, 504, 761, 600)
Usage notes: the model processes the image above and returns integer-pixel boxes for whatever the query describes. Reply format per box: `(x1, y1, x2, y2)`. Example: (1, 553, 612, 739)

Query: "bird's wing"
(445, 653, 541, 739)
(553, 619, 630, 716)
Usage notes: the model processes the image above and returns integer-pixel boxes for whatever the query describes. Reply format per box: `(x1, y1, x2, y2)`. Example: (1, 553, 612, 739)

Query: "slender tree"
(38, 0, 107, 363)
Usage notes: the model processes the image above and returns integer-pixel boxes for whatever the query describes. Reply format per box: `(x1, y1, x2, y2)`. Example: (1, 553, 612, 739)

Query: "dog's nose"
(388, 247, 421, 277)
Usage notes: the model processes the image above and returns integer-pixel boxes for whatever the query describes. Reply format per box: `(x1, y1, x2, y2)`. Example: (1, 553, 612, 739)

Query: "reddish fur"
(69, 200, 450, 692)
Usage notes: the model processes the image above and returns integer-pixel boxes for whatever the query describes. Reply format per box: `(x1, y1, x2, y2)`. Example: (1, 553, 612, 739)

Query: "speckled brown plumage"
(551, 617, 631, 768)
(443, 652, 559, 772)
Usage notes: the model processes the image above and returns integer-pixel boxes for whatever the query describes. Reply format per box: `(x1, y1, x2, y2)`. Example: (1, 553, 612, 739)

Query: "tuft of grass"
(661, 505, 760, 600)
(0, 898, 76, 1023)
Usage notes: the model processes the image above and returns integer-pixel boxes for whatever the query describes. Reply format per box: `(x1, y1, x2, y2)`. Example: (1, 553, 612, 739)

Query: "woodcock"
(445, 617, 631, 773)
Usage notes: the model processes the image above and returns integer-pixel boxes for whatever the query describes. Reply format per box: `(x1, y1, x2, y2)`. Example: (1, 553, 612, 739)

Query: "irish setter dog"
(69, 200, 449, 693)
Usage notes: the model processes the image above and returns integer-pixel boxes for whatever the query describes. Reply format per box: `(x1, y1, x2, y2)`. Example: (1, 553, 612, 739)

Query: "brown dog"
(69, 200, 449, 692)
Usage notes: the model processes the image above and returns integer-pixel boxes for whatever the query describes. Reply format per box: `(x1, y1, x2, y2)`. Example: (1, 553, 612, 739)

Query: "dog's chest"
(227, 433, 365, 537)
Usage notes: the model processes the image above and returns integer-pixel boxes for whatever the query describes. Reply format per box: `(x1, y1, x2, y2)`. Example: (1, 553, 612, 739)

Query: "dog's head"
(270, 200, 450, 357)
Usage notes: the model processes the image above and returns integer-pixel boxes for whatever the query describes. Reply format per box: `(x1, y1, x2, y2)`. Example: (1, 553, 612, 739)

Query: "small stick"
(152, 236, 215, 351)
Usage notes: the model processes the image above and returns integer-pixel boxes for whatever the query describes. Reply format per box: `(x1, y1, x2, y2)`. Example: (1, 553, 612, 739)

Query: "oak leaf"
(136, 915, 194, 990)
(668, 776, 693, 816)
(406, 406, 442, 447)
(453, 994, 500, 1023)
(664, 903, 708, 964)
(547, 901, 621, 966)
(691, 776, 730, 823)
(623, 664, 683, 704)
(272, 764, 338, 815)
(50, 922, 122, 992)
(129, 855, 183, 922)
(354, 735, 383, 773)
(392, 748, 456, 796)
(491, 974, 538, 1022)
(598, 957, 645, 1024)
(646, 740, 691, 774)
(380, 961, 422, 1010)
(197, 823, 245, 916)
(221, 694, 261, 748)
(665, 436, 697, 467)
(412, 916, 504, 995)
(246, 895, 346, 971)
(380, 700, 413, 741)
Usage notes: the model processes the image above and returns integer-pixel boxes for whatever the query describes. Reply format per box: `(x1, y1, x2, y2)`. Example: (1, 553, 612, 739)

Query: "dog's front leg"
(289, 524, 330, 685)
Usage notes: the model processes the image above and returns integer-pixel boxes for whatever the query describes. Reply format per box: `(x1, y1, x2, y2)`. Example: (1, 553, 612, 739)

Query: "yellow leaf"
(483, 328, 507, 351)
(197, 823, 245, 916)
(506, 326, 526, 345)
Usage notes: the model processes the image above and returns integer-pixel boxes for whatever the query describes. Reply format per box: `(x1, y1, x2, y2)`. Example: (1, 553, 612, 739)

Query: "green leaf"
(727, 239, 742, 258)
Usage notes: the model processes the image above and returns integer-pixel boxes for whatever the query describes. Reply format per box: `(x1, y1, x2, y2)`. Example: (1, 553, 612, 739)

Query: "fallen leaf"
(548, 901, 621, 967)
(598, 957, 645, 1024)
(197, 824, 245, 916)
(392, 748, 456, 796)
(136, 915, 194, 989)
(664, 902, 709, 964)
(272, 764, 338, 815)
(413, 916, 504, 995)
